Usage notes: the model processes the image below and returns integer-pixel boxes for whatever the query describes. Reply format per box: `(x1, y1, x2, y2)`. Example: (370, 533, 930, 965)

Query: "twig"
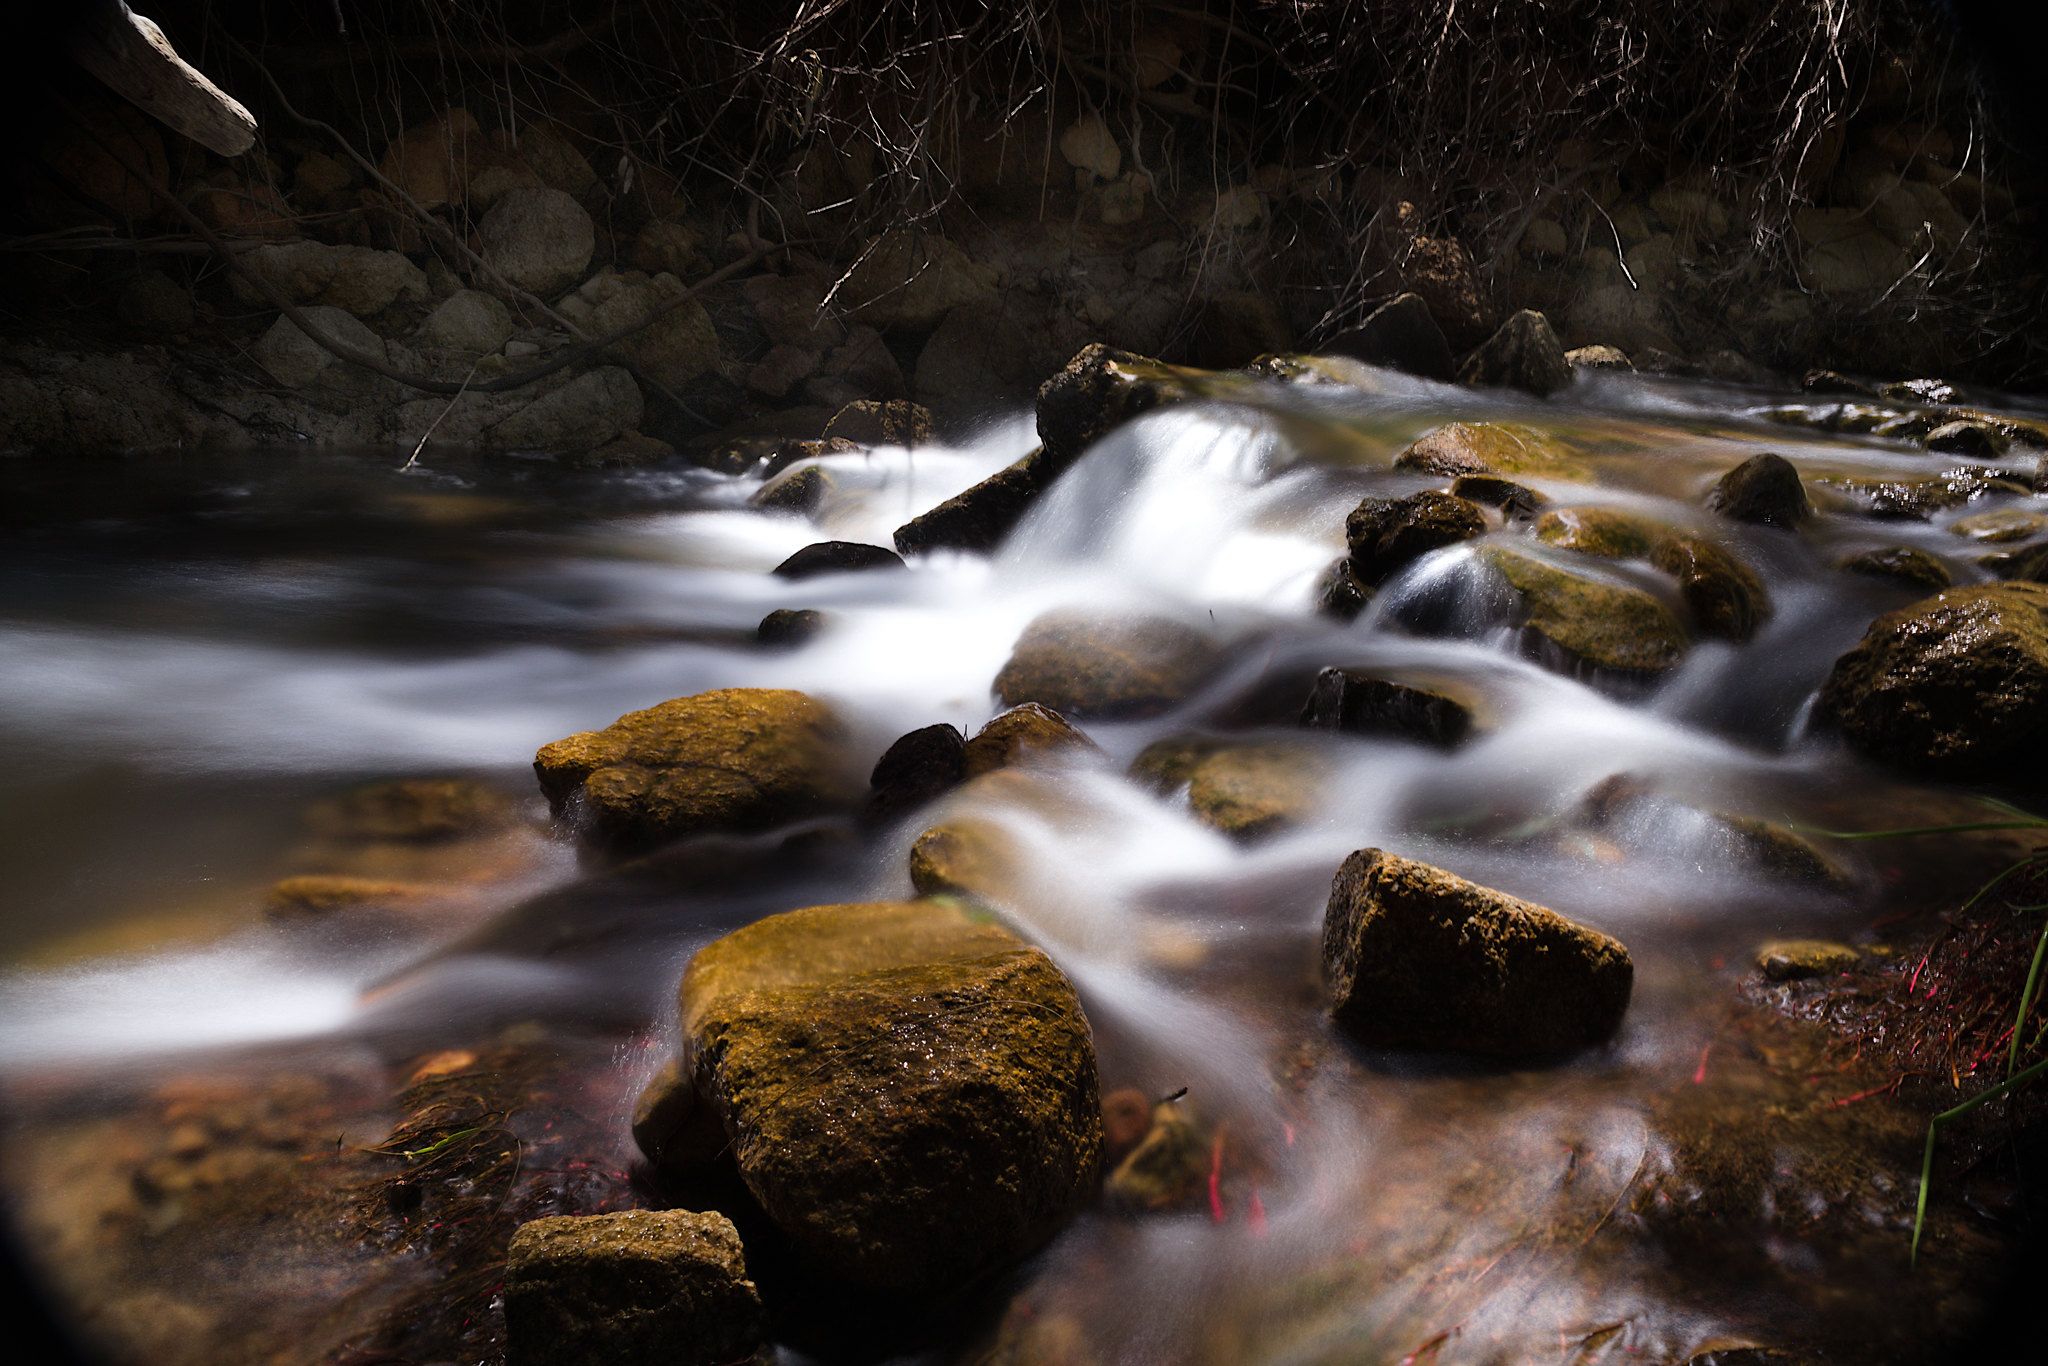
(403, 359, 483, 468)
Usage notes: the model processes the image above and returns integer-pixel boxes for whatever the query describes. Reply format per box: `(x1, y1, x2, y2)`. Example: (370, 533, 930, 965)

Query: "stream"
(1, 361, 2043, 1364)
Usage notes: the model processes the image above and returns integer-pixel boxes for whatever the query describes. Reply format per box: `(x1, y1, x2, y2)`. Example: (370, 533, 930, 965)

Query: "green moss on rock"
(1478, 547, 1689, 678)
(1394, 421, 1586, 479)
(994, 611, 1226, 719)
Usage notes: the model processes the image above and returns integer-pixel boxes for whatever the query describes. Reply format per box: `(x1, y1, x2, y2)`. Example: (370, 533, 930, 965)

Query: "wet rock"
(630, 1058, 724, 1171)
(1535, 507, 1657, 559)
(1885, 377, 1961, 406)
(306, 778, 521, 843)
(1651, 533, 1771, 642)
(994, 611, 1226, 719)
(1802, 369, 1877, 397)
(1452, 474, 1549, 519)
(756, 607, 825, 647)
(1708, 454, 1811, 527)
(771, 541, 905, 579)
(1838, 546, 1953, 591)
(230, 242, 429, 318)
(1924, 419, 2004, 457)
(672, 900, 1100, 1294)
(264, 875, 425, 919)
(1950, 508, 2046, 543)
(907, 819, 1020, 900)
(749, 464, 834, 515)
(1757, 940, 1860, 981)
(1819, 468, 2026, 520)
(963, 703, 1097, 777)
(1457, 309, 1571, 397)
(866, 723, 968, 824)
(1394, 421, 1583, 479)
(1321, 848, 1633, 1055)
(1815, 582, 2048, 781)
(479, 187, 595, 296)
(823, 398, 932, 447)
(1300, 668, 1480, 748)
(1314, 555, 1373, 621)
(504, 1209, 765, 1366)
(419, 289, 514, 354)
(1104, 1102, 1207, 1212)
(1322, 292, 1455, 381)
(1036, 344, 1189, 468)
(758, 434, 859, 478)
(1477, 547, 1689, 678)
(1344, 490, 1488, 585)
(1566, 344, 1634, 371)
(1581, 778, 1845, 888)
(1132, 737, 1328, 840)
(533, 688, 853, 851)
(893, 447, 1051, 555)
(1402, 235, 1490, 348)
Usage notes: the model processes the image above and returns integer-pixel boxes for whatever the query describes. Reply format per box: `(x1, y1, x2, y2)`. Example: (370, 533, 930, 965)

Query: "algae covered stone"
(1394, 421, 1584, 479)
(1815, 581, 2048, 781)
(674, 900, 1101, 1295)
(994, 610, 1227, 719)
(534, 688, 854, 851)
(1477, 547, 1688, 678)
(1132, 737, 1328, 839)
(1321, 848, 1633, 1056)
(504, 1209, 764, 1366)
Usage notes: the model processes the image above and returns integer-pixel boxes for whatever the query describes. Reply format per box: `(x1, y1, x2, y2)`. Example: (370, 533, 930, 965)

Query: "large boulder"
(1321, 848, 1633, 1056)
(1815, 582, 2048, 781)
(1476, 547, 1688, 678)
(1457, 309, 1571, 396)
(533, 688, 854, 851)
(250, 306, 388, 389)
(479, 187, 595, 296)
(418, 289, 514, 354)
(1535, 508, 1770, 642)
(993, 611, 1227, 719)
(230, 242, 429, 317)
(824, 398, 932, 446)
(1708, 453, 1811, 527)
(504, 1210, 764, 1366)
(1035, 344, 1190, 469)
(566, 269, 723, 386)
(671, 900, 1101, 1294)
(893, 447, 1053, 555)
(1394, 421, 1585, 479)
(1345, 490, 1488, 586)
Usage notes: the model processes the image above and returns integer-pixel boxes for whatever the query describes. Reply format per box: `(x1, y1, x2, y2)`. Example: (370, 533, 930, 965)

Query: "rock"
(963, 703, 1097, 777)
(865, 723, 968, 825)
(1519, 217, 1570, 259)
(672, 900, 1100, 1294)
(907, 819, 1020, 900)
(756, 607, 824, 648)
(1321, 848, 1633, 1055)
(1344, 490, 1488, 585)
(746, 343, 818, 400)
(1950, 508, 2046, 544)
(1314, 556, 1373, 621)
(1477, 547, 1688, 679)
(993, 611, 1227, 719)
(1756, 940, 1860, 982)
(1815, 582, 2048, 781)
(893, 447, 1051, 555)
(1393, 421, 1583, 479)
(628, 221, 710, 280)
(116, 272, 195, 334)
(743, 272, 847, 351)
(376, 109, 481, 209)
(1650, 533, 1770, 642)
(305, 777, 520, 843)
(771, 540, 905, 579)
(1580, 777, 1844, 887)
(1821, 468, 2027, 520)
(1132, 737, 1328, 839)
(1402, 235, 1489, 348)
(1566, 344, 1633, 371)
(838, 230, 1001, 332)
(1452, 474, 1549, 520)
(573, 269, 723, 386)
(418, 289, 514, 354)
(1035, 344, 1189, 468)
(1457, 309, 1571, 397)
(1101, 1088, 1154, 1165)
(1059, 116, 1122, 180)
(630, 1059, 722, 1171)
(1924, 419, 2004, 457)
(1104, 1102, 1207, 1212)
(264, 875, 424, 919)
(1535, 507, 1657, 560)
(533, 688, 853, 851)
(1708, 453, 1811, 527)
(823, 398, 931, 446)
(1838, 546, 1953, 591)
(250, 306, 386, 389)
(503, 1210, 764, 1366)
(749, 464, 834, 515)
(479, 187, 594, 296)
(501, 123, 598, 197)
(1300, 669, 1480, 748)
(1322, 292, 1455, 381)
(390, 366, 642, 453)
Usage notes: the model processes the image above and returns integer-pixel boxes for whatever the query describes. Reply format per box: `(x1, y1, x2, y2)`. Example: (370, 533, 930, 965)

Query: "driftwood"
(68, 2, 257, 156)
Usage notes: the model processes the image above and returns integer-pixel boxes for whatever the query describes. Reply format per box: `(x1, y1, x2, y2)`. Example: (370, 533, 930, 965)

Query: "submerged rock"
(1534, 506, 1657, 559)
(672, 900, 1101, 1294)
(1950, 507, 2047, 544)
(1394, 421, 1583, 479)
(771, 540, 905, 579)
(1815, 582, 2048, 781)
(1819, 468, 2027, 520)
(962, 703, 1097, 777)
(1457, 308, 1571, 397)
(1756, 940, 1860, 981)
(1344, 490, 1487, 586)
(1708, 453, 1811, 527)
(1313, 555, 1373, 621)
(756, 607, 825, 647)
(1476, 547, 1688, 678)
(1103, 1101, 1207, 1212)
(504, 1209, 765, 1366)
(1322, 292, 1455, 380)
(1651, 533, 1770, 642)
(305, 778, 521, 843)
(907, 818, 1021, 900)
(533, 688, 853, 851)
(1321, 848, 1633, 1056)
(1132, 737, 1328, 839)
(1299, 668, 1480, 748)
(1837, 546, 1953, 592)
(1580, 776, 1846, 888)
(994, 611, 1227, 719)
(264, 875, 425, 919)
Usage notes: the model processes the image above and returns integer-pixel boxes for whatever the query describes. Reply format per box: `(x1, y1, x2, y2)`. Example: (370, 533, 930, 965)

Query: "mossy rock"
(304, 777, 520, 843)
(533, 688, 855, 852)
(1756, 939, 1860, 981)
(907, 819, 1021, 901)
(823, 398, 932, 446)
(1393, 421, 1586, 479)
(1837, 546, 1952, 592)
(963, 703, 1098, 777)
(504, 1209, 765, 1366)
(1035, 343, 1201, 469)
(1477, 547, 1688, 678)
(1132, 736, 1328, 840)
(1818, 469, 2028, 520)
(264, 875, 426, 919)
(1651, 533, 1770, 642)
(1344, 489, 1487, 585)
(675, 900, 1101, 1295)
(1534, 506, 1659, 559)
(1816, 582, 2048, 781)
(1950, 508, 2046, 544)
(994, 610, 1227, 719)
(1321, 848, 1633, 1056)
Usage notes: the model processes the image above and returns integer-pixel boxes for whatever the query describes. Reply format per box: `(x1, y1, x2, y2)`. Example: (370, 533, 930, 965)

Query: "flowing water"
(1, 363, 2042, 1363)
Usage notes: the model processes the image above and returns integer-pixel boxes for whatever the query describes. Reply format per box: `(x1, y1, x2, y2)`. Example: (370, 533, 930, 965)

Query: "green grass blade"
(2010, 909, 2048, 1076)
(1912, 1054, 2048, 1265)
